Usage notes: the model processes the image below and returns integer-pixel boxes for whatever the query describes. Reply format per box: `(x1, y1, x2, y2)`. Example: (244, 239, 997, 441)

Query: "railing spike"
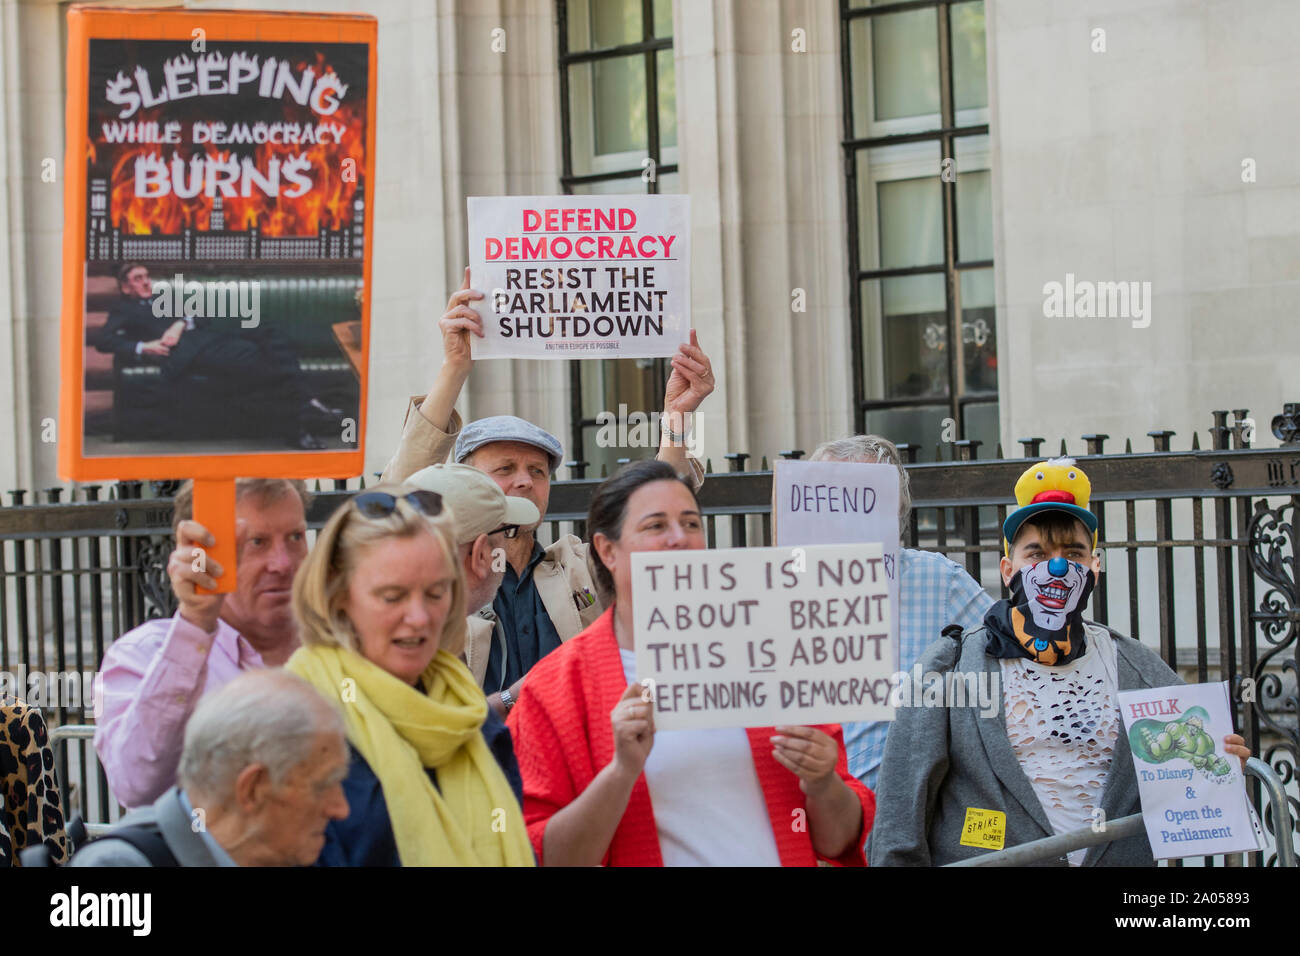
(1147, 429, 1175, 452)
(1018, 437, 1045, 458)
(1191, 430, 1201, 450)
(1232, 409, 1251, 449)
(1082, 433, 1109, 456)
(1210, 410, 1231, 450)
(1059, 438, 1069, 457)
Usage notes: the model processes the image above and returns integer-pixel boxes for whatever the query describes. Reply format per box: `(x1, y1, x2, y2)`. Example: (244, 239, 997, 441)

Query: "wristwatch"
(661, 412, 690, 444)
(500, 688, 516, 712)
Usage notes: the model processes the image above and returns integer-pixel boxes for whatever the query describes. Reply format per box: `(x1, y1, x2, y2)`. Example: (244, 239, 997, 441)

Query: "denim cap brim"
(1002, 501, 1099, 552)
(454, 415, 564, 473)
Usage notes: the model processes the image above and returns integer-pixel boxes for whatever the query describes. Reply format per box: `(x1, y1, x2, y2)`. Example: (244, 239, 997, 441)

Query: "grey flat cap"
(455, 415, 564, 472)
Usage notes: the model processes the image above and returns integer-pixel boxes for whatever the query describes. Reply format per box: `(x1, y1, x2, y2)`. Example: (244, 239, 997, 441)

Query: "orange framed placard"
(59, 6, 377, 483)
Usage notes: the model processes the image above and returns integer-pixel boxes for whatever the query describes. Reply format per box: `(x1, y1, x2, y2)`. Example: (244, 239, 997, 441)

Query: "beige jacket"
(463, 535, 606, 689)
(378, 396, 466, 485)
(383, 394, 704, 688)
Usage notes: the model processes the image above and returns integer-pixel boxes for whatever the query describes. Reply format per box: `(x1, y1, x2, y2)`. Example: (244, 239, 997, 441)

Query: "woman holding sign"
(507, 461, 873, 866)
(287, 486, 534, 866)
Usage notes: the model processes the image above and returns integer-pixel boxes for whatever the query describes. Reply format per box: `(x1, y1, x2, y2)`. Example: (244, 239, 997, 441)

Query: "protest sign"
(59, 8, 376, 591)
(60, 7, 376, 480)
(773, 460, 901, 670)
(631, 543, 894, 731)
(1118, 681, 1260, 859)
(467, 195, 690, 360)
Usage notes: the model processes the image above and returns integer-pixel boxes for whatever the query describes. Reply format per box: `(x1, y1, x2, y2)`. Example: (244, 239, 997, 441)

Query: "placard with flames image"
(60, 7, 377, 480)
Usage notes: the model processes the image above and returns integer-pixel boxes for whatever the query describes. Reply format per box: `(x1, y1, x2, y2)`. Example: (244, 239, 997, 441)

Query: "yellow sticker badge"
(959, 807, 1006, 850)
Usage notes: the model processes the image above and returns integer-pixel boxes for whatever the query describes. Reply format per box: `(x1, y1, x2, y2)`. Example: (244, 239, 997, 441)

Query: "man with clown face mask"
(990, 457, 1103, 668)
(869, 459, 1250, 867)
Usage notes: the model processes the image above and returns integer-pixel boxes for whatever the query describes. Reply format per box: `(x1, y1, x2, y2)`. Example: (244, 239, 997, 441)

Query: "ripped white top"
(1000, 622, 1120, 865)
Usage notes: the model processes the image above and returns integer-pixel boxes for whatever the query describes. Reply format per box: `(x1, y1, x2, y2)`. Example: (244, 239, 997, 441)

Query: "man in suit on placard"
(92, 262, 340, 449)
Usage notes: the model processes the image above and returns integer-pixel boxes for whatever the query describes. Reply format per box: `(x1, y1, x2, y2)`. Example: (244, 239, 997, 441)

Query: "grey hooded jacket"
(868, 622, 1181, 867)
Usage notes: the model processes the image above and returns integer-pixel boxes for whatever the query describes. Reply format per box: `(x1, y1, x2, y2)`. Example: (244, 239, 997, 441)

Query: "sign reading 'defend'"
(773, 460, 901, 671)
(632, 544, 895, 732)
(467, 195, 690, 360)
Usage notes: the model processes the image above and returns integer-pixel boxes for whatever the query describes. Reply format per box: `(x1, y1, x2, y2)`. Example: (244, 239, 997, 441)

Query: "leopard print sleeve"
(1, 697, 70, 866)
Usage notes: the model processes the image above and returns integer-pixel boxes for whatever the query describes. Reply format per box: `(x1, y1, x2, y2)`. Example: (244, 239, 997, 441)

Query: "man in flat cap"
(383, 269, 715, 718)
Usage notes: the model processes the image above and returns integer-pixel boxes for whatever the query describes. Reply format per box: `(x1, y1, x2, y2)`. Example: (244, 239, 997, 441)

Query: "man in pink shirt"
(95, 479, 311, 809)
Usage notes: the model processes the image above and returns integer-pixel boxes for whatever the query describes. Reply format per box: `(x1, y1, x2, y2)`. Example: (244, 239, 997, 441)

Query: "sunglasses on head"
(352, 490, 445, 520)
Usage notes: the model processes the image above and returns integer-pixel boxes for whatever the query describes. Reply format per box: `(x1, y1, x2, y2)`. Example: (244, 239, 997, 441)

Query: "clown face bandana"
(984, 556, 1095, 666)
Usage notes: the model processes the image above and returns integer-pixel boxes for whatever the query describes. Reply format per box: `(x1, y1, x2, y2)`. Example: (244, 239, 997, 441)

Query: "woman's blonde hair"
(292, 484, 469, 660)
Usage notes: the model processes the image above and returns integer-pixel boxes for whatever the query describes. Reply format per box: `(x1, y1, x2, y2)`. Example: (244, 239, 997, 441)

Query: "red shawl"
(507, 607, 875, 866)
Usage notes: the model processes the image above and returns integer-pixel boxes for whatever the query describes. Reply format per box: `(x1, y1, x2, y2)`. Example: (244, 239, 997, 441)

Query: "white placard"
(1118, 681, 1259, 860)
(632, 543, 894, 731)
(773, 460, 901, 671)
(467, 195, 690, 360)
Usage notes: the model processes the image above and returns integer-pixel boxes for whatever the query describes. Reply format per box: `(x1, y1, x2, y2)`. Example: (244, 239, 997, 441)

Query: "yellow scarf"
(286, 644, 534, 867)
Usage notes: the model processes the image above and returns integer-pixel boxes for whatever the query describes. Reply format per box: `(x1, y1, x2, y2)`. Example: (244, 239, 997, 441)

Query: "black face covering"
(984, 556, 1095, 666)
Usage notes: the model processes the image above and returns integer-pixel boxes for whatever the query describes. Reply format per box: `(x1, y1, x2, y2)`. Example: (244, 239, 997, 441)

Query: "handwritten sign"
(467, 195, 690, 360)
(1118, 681, 1260, 860)
(632, 543, 894, 731)
(774, 460, 901, 670)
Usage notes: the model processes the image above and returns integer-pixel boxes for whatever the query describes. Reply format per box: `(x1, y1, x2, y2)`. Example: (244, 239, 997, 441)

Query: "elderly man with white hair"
(70, 670, 349, 867)
(808, 435, 995, 791)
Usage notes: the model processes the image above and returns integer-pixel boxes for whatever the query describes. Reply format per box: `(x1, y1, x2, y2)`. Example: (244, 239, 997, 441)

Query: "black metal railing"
(2, 407, 1297, 865)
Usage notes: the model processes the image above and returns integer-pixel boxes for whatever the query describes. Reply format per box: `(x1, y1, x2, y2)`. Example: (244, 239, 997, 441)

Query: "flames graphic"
(92, 50, 366, 238)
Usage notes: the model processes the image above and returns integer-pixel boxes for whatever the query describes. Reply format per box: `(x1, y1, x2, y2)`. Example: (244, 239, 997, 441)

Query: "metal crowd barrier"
(948, 758, 1296, 867)
(48, 723, 115, 839)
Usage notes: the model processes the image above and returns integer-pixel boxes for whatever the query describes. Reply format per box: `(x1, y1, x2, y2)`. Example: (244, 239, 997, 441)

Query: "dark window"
(558, 0, 678, 478)
(841, 0, 994, 458)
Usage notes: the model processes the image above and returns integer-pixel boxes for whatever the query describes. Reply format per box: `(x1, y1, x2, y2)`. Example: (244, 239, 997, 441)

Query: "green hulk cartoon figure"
(1129, 707, 1233, 781)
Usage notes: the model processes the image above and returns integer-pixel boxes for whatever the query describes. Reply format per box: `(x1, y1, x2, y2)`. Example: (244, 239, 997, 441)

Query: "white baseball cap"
(404, 463, 541, 545)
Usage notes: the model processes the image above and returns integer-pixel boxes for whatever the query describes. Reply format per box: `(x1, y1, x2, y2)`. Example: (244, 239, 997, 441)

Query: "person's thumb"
(620, 682, 642, 701)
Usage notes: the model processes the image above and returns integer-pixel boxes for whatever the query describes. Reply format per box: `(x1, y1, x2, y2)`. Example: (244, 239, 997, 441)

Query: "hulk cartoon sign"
(1128, 707, 1234, 781)
(1118, 683, 1260, 859)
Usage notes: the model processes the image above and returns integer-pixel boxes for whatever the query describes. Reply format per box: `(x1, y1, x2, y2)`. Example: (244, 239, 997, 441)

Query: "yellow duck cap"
(1003, 458, 1099, 555)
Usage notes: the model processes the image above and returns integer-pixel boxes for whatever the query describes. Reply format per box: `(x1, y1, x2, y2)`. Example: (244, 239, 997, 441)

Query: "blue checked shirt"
(844, 548, 995, 792)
